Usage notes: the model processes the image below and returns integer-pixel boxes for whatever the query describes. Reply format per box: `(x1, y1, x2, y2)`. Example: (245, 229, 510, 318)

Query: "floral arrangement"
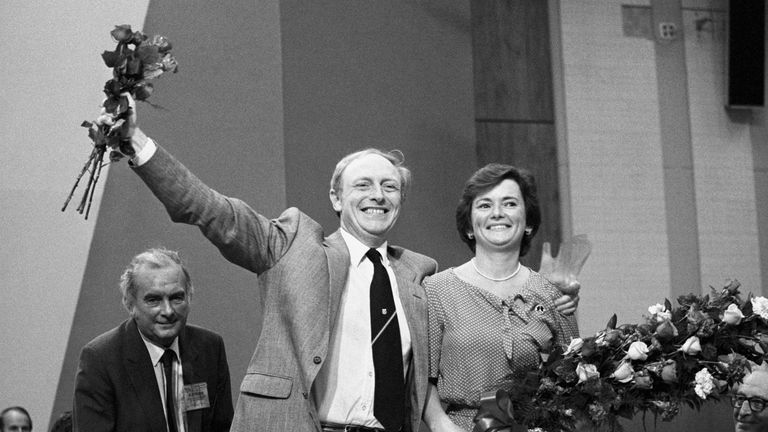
(62, 25, 178, 219)
(474, 280, 768, 432)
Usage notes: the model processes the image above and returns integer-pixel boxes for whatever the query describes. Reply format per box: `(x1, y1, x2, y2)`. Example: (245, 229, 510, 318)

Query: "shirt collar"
(339, 228, 389, 267)
(136, 324, 180, 367)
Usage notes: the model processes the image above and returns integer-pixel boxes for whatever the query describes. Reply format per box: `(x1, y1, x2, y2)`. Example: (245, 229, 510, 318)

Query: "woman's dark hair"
(455, 163, 541, 256)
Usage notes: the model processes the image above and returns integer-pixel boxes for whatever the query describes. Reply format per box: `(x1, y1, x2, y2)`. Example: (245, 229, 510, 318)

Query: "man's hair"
(329, 148, 412, 215)
(119, 248, 193, 312)
(0, 406, 32, 430)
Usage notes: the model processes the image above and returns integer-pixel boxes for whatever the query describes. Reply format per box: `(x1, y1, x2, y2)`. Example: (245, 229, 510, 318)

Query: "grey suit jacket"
(73, 319, 233, 432)
(135, 146, 438, 432)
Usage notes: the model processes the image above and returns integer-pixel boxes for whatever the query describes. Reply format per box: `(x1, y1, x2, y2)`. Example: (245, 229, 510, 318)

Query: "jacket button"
(313, 356, 322, 364)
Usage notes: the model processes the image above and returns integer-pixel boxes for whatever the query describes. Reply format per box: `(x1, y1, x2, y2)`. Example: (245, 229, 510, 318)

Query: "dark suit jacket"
(73, 319, 233, 432)
(134, 146, 438, 432)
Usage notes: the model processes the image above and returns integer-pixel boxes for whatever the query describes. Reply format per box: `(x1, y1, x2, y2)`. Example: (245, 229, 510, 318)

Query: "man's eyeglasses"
(732, 395, 768, 413)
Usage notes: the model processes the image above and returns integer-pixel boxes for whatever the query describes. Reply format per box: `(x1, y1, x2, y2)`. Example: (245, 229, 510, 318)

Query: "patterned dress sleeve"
(425, 276, 446, 379)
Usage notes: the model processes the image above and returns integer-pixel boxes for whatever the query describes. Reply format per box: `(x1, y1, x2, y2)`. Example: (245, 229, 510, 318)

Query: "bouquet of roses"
(62, 25, 178, 219)
(474, 280, 768, 432)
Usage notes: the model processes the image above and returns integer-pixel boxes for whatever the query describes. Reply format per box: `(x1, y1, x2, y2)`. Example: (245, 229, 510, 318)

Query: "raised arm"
(105, 94, 300, 274)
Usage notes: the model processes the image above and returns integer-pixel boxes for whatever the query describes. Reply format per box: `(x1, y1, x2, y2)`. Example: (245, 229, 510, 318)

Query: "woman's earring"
(467, 233, 474, 239)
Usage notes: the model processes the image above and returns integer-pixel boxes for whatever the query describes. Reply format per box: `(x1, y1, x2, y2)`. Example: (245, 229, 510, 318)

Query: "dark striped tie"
(160, 349, 178, 432)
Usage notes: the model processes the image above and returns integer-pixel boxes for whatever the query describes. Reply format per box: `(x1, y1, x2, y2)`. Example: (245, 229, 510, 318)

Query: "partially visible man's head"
(733, 363, 768, 432)
(119, 248, 193, 348)
(329, 149, 411, 248)
(0, 407, 31, 432)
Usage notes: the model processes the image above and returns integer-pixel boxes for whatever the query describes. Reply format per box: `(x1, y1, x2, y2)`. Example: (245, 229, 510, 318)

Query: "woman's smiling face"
(469, 178, 528, 254)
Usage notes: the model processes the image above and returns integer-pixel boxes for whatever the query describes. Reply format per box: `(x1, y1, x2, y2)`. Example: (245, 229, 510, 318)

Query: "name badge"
(183, 383, 210, 411)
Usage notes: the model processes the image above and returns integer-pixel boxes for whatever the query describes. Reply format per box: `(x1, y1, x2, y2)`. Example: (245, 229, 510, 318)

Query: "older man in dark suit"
(73, 248, 233, 432)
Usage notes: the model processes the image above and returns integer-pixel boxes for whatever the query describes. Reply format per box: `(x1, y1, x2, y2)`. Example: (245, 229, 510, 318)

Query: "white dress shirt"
(313, 229, 412, 427)
(138, 328, 187, 432)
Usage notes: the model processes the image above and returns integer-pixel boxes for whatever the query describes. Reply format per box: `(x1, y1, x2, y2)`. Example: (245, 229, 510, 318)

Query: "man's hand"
(539, 235, 592, 315)
(554, 293, 580, 316)
(94, 92, 149, 158)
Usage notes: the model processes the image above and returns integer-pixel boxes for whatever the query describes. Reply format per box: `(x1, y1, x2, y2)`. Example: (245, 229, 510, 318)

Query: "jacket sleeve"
(133, 145, 301, 275)
(73, 345, 116, 432)
(211, 335, 234, 432)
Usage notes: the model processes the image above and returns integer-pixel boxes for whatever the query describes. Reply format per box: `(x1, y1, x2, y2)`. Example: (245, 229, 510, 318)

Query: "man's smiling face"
(330, 153, 402, 248)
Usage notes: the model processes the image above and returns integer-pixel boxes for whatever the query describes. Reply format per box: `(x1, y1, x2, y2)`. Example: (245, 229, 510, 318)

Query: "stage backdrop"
(45, 0, 476, 430)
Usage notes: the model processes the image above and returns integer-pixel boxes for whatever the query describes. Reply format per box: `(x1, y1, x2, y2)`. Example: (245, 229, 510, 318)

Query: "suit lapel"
(180, 328, 203, 432)
(123, 320, 168, 432)
(388, 250, 424, 338)
(324, 230, 350, 328)
(388, 250, 427, 430)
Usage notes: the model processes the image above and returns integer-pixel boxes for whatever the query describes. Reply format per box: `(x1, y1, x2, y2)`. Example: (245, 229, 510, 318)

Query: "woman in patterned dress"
(423, 164, 580, 431)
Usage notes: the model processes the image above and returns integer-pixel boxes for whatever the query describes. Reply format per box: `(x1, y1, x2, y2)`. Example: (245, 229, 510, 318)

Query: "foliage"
(474, 280, 768, 432)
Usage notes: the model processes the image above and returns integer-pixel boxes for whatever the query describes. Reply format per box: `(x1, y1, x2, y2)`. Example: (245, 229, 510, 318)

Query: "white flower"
(752, 296, 768, 320)
(610, 361, 634, 383)
(648, 303, 672, 322)
(564, 337, 584, 355)
(95, 113, 116, 126)
(576, 362, 600, 383)
(627, 341, 649, 361)
(694, 368, 715, 399)
(679, 336, 702, 355)
(722, 303, 745, 325)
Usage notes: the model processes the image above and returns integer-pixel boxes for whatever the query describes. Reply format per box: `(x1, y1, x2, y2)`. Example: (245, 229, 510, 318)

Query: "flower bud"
(686, 307, 706, 325)
(627, 341, 649, 361)
(655, 319, 679, 340)
(694, 368, 715, 399)
(752, 296, 768, 320)
(110, 25, 133, 42)
(648, 303, 672, 322)
(679, 336, 702, 355)
(661, 362, 678, 383)
(576, 362, 600, 383)
(564, 338, 584, 355)
(722, 303, 745, 325)
(634, 373, 653, 389)
(611, 361, 634, 383)
(604, 329, 623, 347)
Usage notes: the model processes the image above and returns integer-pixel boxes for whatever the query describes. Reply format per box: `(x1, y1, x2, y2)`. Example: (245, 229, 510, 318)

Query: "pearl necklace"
(470, 258, 522, 282)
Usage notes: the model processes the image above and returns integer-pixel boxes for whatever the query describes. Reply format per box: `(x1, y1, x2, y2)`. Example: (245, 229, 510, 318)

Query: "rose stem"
(62, 147, 98, 212)
(84, 147, 106, 220)
(77, 149, 100, 214)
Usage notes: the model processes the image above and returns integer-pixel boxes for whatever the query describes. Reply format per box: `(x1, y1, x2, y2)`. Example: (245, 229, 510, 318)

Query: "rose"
(576, 362, 600, 383)
(146, 34, 173, 53)
(751, 296, 768, 320)
(679, 336, 702, 355)
(581, 338, 598, 358)
(634, 371, 653, 389)
(564, 338, 584, 355)
(627, 341, 649, 361)
(655, 319, 678, 339)
(696, 318, 716, 338)
(648, 304, 672, 322)
(660, 362, 678, 383)
(610, 361, 634, 383)
(694, 368, 715, 399)
(686, 307, 707, 325)
(110, 24, 133, 42)
(723, 303, 745, 325)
